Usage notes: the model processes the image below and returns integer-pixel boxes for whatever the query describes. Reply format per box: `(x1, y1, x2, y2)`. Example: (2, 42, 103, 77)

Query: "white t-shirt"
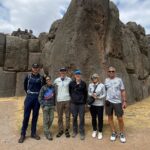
(54, 76, 72, 102)
(105, 77, 125, 104)
(88, 83, 106, 106)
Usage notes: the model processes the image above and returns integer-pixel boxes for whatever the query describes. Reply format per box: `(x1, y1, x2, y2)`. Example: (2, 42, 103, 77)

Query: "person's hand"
(92, 93, 97, 99)
(122, 101, 127, 109)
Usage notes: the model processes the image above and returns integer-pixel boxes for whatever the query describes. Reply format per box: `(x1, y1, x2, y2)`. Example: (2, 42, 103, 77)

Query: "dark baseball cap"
(59, 67, 67, 72)
(32, 63, 40, 68)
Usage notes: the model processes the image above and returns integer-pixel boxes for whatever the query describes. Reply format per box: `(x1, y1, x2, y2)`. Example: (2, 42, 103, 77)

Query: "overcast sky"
(0, 0, 150, 36)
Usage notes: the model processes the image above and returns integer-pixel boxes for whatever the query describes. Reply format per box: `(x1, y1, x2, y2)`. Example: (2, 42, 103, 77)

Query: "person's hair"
(108, 66, 116, 71)
(45, 75, 51, 80)
(91, 73, 101, 82)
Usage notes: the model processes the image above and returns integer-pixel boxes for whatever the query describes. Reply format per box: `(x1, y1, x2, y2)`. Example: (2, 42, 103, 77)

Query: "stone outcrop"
(0, 0, 150, 103)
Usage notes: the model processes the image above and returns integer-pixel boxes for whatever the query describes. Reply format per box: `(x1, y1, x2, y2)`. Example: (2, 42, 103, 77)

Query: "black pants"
(71, 103, 85, 134)
(21, 94, 40, 136)
(90, 105, 104, 132)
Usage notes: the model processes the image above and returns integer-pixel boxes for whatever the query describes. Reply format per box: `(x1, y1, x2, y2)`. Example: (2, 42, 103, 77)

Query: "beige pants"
(56, 101, 70, 132)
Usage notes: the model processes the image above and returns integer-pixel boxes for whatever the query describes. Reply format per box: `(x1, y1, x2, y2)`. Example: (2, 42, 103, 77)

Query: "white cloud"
(0, 0, 71, 36)
(0, 0, 150, 36)
(111, 0, 150, 34)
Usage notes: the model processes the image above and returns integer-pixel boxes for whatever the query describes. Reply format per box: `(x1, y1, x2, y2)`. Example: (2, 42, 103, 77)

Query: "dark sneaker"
(56, 130, 64, 138)
(80, 134, 85, 140)
(65, 129, 70, 138)
(119, 133, 126, 143)
(46, 134, 53, 141)
(31, 134, 40, 140)
(72, 132, 77, 138)
(18, 135, 25, 143)
(110, 132, 117, 141)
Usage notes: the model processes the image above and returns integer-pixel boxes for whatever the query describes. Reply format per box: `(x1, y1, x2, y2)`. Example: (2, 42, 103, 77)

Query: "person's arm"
(120, 79, 127, 109)
(24, 75, 28, 93)
(88, 84, 92, 96)
(53, 87, 56, 106)
(38, 87, 45, 108)
(69, 82, 72, 96)
(121, 89, 127, 109)
(97, 84, 106, 99)
(84, 83, 88, 103)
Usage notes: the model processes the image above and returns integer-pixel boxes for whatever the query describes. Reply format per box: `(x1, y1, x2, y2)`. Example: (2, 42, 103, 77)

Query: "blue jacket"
(24, 73, 43, 94)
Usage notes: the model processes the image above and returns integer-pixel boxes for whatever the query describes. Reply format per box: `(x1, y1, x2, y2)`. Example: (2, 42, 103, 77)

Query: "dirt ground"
(0, 97, 150, 150)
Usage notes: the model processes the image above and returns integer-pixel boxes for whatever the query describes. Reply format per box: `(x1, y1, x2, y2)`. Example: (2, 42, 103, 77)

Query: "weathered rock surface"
(0, 68, 16, 97)
(28, 39, 40, 52)
(0, 33, 6, 66)
(4, 36, 28, 71)
(15, 72, 29, 96)
(0, 0, 150, 102)
(28, 53, 41, 70)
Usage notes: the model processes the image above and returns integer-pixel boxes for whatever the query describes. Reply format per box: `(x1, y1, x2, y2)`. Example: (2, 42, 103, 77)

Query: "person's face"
(74, 74, 81, 80)
(32, 67, 40, 74)
(92, 77, 98, 83)
(60, 71, 66, 78)
(108, 68, 116, 78)
(46, 77, 51, 86)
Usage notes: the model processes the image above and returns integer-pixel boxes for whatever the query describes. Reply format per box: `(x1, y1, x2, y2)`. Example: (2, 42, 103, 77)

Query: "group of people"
(18, 63, 127, 144)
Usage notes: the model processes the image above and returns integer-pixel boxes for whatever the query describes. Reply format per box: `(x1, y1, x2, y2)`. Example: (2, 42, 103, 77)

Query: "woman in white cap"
(88, 73, 106, 140)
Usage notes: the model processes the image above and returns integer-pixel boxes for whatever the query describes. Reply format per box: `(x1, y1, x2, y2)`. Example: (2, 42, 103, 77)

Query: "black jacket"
(69, 80, 87, 104)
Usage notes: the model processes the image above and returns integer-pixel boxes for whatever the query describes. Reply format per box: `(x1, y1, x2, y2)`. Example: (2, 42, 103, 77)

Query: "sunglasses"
(108, 70, 115, 73)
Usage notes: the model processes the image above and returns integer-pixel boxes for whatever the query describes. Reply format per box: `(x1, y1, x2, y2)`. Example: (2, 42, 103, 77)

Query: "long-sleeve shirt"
(54, 76, 72, 102)
(69, 80, 88, 105)
(38, 84, 56, 107)
(24, 73, 43, 94)
(88, 83, 106, 106)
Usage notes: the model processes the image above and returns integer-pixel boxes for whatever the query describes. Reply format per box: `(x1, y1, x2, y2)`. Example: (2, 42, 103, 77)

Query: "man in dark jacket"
(18, 64, 43, 143)
(69, 70, 87, 140)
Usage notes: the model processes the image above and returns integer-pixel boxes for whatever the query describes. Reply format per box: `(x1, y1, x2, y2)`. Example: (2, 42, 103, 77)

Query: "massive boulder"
(0, 68, 16, 97)
(41, 0, 150, 103)
(0, 0, 150, 102)
(0, 33, 6, 66)
(4, 36, 28, 71)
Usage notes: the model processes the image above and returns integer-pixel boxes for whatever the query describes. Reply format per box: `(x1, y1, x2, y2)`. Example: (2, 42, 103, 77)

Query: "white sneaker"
(110, 132, 117, 141)
(97, 132, 103, 140)
(92, 131, 97, 138)
(119, 133, 126, 143)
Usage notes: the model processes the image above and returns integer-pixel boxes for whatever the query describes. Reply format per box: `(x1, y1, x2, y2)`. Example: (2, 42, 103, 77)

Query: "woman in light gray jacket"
(88, 73, 106, 140)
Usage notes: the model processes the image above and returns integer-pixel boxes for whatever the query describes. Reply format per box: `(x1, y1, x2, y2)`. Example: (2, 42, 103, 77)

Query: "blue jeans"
(71, 103, 85, 134)
(21, 94, 40, 136)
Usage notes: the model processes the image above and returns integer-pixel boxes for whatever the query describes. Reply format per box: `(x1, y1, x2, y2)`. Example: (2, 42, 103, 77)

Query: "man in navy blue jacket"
(69, 70, 87, 140)
(18, 64, 44, 143)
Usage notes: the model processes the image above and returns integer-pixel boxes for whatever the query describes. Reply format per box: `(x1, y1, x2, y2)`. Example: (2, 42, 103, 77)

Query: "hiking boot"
(46, 134, 53, 141)
(18, 135, 25, 143)
(97, 132, 103, 140)
(31, 134, 40, 140)
(80, 134, 85, 140)
(65, 129, 70, 138)
(110, 132, 117, 141)
(92, 131, 97, 138)
(119, 133, 126, 143)
(56, 130, 64, 138)
(72, 132, 77, 138)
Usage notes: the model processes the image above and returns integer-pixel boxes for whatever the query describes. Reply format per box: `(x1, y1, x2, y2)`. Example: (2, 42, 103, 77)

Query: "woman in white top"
(88, 73, 106, 140)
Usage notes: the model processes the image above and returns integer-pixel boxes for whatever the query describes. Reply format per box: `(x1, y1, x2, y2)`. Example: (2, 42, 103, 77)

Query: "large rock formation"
(0, 0, 150, 103)
(41, 0, 150, 103)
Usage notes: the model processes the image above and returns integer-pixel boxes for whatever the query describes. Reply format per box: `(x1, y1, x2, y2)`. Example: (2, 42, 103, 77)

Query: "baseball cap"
(74, 69, 81, 75)
(32, 63, 40, 68)
(59, 67, 67, 72)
